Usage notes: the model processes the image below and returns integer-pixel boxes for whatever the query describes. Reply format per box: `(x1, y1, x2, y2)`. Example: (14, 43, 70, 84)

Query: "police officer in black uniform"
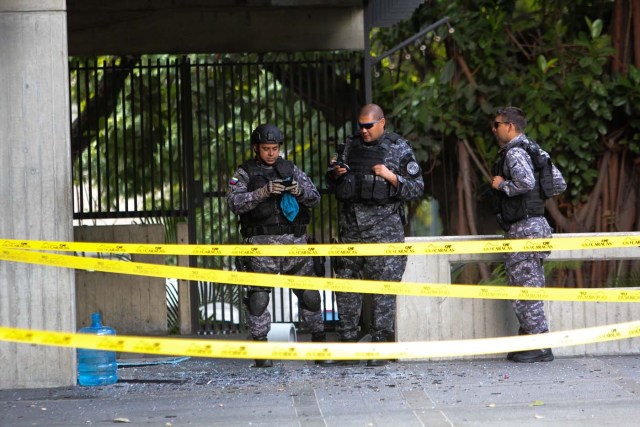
(491, 106, 566, 363)
(227, 123, 328, 367)
(326, 104, 424, 366)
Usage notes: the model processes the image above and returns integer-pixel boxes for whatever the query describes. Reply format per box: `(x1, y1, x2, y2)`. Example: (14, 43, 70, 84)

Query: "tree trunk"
(633, 0, 640, 68)
(457, 141, 490, 282)
(612, 0, 626, 73)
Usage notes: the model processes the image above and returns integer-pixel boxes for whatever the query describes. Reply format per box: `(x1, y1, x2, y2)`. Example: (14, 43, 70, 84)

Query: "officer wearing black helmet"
(227, 123, 330, 368)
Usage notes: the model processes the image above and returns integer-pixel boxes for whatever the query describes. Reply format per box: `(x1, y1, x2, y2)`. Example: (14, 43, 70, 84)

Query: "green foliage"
(477, 262, 507, 286)
(607, 264, 640, 288)
(370, 0, 640, 205)
(70, 53, 351, 246)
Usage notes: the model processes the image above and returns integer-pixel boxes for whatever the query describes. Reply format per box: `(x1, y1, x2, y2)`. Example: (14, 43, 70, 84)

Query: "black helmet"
(251, 123, 284, 145)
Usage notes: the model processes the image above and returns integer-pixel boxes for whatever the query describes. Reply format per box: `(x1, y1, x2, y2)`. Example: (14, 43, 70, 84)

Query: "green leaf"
(538, 123, 551, 137)
(592, 80, 607, 97)
(440, 59, 456, 84)
(579, 57, 592, 68)
(591, 19, 603, 39)
(534, 99, 551, 115)
(612, 96, 627, 107)
(597, 123, 607, 135)
(537, 55, 548, 73)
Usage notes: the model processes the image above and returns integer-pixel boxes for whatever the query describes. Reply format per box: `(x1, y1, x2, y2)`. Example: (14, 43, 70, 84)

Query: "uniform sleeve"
(551, 164, 567, 196)
(500, 147, 536, 197)
(226, 167, 263, 215)
(325, 142, 348, 188)
(394, 141, 424, 201)
(325, 165, 338, 188)
(293, 165, 321, 208)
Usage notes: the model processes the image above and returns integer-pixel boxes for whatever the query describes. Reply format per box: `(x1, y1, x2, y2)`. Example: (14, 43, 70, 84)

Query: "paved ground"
(1, 352, 640, 427)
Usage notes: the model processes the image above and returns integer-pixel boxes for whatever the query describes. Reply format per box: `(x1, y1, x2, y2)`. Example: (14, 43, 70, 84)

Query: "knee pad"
(247, 291, 270, 316)
(301, 290, 321, 312)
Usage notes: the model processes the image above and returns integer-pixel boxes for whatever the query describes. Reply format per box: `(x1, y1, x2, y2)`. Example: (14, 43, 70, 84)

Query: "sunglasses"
(493, 121, 510, 129)
(358, 118, 382, 130)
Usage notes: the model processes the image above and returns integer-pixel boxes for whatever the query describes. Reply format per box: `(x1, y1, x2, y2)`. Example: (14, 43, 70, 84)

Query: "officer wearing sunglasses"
(490, 106, 566, 363)
(325, 103, 424, 366)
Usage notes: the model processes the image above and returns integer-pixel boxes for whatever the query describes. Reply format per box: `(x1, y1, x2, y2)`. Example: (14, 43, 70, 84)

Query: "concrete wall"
(74, 225, 167, 336)
(0, 0, 76, 388)
(66, 0, 365, 55)
(398, 233, 640, 359)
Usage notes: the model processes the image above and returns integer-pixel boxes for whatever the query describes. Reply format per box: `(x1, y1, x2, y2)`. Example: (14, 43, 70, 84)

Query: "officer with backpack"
(490, 106, 566, 363)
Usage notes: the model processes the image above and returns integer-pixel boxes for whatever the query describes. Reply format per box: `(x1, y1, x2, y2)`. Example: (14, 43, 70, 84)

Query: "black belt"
(242, 224, 307, 238)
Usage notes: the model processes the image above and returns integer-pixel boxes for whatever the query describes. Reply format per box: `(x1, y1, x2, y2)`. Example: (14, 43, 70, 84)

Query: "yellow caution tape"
(1, 321, 639, 360)
(2, 235, 639, 256)
(1, 247, 639, 302)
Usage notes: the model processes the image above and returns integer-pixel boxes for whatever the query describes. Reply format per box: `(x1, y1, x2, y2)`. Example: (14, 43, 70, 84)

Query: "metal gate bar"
(70, 53, 360, 335)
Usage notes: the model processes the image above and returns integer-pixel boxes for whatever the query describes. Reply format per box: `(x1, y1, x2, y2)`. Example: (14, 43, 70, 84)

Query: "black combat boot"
(512, 348, 554, 363)
(366, 334, 389, 367)
(509, 330, 554, 363)
(312, 332, 338, 366)
(506, 328, 526, 361)
(253, 337, 273, 368)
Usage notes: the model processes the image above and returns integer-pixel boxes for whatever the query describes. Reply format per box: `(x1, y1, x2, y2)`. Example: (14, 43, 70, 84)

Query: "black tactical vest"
(491, 141, 546, 225)
(239, 158, 310, 236)
(335, 133, 399, 204)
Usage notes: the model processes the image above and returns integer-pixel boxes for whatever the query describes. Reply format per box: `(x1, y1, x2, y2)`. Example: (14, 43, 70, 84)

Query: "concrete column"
(0, 0, 75, 388)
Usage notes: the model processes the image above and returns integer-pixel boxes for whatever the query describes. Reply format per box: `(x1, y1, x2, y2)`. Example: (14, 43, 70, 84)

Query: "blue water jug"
(77, 312, 118, 386)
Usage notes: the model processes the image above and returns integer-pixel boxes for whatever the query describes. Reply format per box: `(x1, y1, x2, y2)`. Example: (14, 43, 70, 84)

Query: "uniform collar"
(500, 133, 527, 153)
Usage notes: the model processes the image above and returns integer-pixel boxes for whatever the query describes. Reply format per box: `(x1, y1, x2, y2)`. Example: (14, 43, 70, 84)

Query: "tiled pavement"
(1, 353, 640, 426)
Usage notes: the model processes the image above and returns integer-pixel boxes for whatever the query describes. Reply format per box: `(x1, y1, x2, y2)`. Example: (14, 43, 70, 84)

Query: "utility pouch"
(371, 176, 389, 203)
(336, 173, 357, 201)
(360, 174, 375, 201)
(252, 200, 274, 220)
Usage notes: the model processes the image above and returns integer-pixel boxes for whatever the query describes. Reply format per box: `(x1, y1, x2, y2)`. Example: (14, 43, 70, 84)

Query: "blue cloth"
(280, 193, 299, 222)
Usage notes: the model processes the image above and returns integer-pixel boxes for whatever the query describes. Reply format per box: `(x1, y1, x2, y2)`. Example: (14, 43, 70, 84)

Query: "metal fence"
(70, 53, 362, 335)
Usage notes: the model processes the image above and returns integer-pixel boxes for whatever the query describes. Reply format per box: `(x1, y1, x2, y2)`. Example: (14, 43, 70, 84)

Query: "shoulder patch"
(400, 153, 421, 178)
(406, 161, 421, 177)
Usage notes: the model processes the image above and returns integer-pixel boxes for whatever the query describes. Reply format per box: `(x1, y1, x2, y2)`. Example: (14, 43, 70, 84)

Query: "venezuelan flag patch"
(229, 177, 239, 185)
